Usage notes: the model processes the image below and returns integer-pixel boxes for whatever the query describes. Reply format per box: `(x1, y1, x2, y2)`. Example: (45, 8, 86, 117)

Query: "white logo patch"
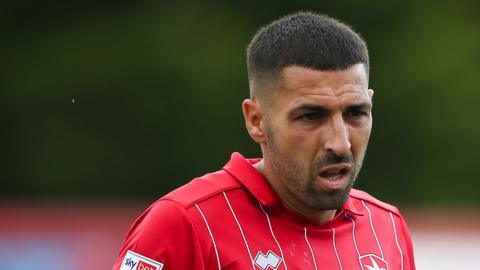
(254, 250, 282, 270)
(359, 254, 388, 270)
(120, 250, 164, 270)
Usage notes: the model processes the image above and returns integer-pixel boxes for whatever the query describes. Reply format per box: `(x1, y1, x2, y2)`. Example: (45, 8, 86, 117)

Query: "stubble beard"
(266, 130, 363, 211)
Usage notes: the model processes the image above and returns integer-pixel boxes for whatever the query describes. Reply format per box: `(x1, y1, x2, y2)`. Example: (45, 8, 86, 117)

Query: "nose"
(324, 115, 351, 156)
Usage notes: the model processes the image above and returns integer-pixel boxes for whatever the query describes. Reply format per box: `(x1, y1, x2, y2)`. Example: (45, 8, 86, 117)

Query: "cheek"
(349, 126, 372, 154)
(270, 124, 319, 162)
(290, 128, 322, 149)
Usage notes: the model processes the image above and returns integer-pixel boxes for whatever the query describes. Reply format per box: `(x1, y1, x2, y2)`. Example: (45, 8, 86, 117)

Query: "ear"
(368, 89, 374, 99)
(242, 99, 266, 143)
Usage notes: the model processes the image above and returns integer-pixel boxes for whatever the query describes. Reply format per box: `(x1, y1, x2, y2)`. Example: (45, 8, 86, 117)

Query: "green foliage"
(2, 0, 479, 206)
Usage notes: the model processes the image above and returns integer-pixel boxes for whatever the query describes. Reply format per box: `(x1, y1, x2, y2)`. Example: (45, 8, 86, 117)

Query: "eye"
(345, 109, 367, 118)
(298, 112, 321, 122)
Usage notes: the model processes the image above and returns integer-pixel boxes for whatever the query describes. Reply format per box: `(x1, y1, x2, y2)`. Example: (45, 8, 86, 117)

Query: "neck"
(254, 159, 337, 223)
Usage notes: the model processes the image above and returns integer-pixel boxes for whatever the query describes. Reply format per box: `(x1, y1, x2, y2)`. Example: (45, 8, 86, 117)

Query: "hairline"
(250, 62, 369, 105)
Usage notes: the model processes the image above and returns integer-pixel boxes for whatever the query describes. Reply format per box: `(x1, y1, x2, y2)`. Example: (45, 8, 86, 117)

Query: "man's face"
(262, 63, 373, 211)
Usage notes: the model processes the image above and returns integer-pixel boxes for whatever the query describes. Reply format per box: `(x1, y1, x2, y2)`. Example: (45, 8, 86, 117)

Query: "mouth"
(317, 164, 352, 190)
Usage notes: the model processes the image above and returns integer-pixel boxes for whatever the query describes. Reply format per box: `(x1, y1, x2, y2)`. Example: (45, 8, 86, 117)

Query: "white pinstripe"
(223, 192, 256, 270)
(195, 204, 221, 270)
(361, 200, 384, 259)
(304, 227, 318, 270)
(345, 214, 361, 257)
(259, 203, 288, 270)
(332, 228, 343, 270)
(390, 212, 404, 270)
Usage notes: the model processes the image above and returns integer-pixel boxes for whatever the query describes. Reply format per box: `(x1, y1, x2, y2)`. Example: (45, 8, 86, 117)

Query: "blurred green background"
(2, 0, 480, 207)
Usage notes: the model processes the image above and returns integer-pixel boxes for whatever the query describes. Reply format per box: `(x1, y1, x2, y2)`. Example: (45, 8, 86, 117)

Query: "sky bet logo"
(120, 250, 164, 270)
(124, 257, 137, 269)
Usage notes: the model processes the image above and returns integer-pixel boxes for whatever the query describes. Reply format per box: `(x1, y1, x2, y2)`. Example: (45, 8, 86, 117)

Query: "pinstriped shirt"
(113, 152, 416, 270)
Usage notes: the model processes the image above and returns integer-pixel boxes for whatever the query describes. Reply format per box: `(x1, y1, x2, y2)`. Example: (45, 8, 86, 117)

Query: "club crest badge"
(359, 254, 388, 270)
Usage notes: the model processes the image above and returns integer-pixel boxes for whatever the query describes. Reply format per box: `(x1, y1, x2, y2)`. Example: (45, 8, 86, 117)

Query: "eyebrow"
(289, 104, 328, 118)
(291, 104, 328, 113)
(346, 102, 372, 111)
(289, 102, 372, 116)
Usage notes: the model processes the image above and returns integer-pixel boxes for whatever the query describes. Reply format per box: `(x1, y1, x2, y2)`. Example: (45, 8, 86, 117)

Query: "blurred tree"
(1, 0, 479, 207)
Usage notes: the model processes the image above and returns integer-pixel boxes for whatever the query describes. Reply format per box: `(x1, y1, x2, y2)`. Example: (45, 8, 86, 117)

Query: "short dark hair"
(247, 12, 369, 99)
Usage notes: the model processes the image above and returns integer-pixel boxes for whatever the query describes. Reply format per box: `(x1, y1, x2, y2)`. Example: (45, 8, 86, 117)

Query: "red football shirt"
(113, 152, 416, 270)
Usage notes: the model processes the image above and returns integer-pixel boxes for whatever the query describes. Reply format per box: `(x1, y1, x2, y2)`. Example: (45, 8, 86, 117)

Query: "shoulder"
(121, 169, 242, 250)
(128, 168, 241, 234)
(349, 188, 402, 217)
(160, 168, 241, 208)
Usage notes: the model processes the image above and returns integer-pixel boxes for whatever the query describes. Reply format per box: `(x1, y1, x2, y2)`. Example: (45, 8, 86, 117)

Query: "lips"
(317, 164, 351, 190)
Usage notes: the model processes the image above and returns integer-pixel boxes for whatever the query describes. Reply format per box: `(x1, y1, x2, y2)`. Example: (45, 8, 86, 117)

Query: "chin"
(307, 188, 352, 211)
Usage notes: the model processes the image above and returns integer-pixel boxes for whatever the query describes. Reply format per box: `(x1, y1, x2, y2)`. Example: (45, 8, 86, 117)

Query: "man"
(113, 12, 416, 270)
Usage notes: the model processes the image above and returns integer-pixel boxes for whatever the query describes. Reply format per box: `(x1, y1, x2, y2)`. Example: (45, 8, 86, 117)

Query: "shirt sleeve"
(112, 199, 206, 270)
(399, 213, 416, 270)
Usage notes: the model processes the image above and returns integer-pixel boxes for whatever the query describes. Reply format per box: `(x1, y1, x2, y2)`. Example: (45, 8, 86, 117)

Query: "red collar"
(223, 152, 363, 216)
(223, 152, 281, 206)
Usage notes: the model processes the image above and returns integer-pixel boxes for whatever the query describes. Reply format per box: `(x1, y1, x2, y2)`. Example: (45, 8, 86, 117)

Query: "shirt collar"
(342, 195, 364, 216)
(222, 152, 280, 206)
(223, 152, 363, 216)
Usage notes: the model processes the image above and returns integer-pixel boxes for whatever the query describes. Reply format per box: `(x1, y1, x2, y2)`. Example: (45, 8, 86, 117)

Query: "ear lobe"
(242, 99, 266, 143)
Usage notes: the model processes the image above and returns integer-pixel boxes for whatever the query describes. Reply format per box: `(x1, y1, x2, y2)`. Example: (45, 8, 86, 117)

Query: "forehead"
(275, 63, 370, 108)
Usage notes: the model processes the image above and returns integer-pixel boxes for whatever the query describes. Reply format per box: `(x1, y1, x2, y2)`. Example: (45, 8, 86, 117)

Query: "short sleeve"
(112, 200, 205, 270)
(399, 213, 416, 270)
